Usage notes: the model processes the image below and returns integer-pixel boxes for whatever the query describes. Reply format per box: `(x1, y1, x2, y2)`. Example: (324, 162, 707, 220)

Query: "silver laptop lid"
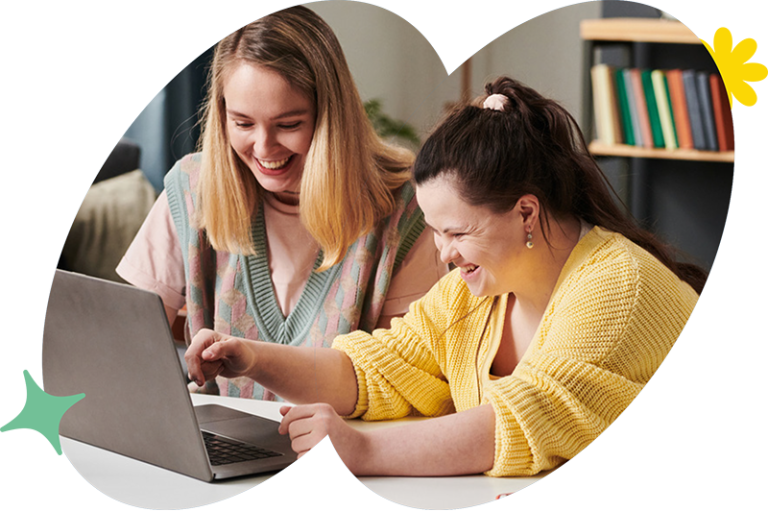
(42, 270, 213, 481)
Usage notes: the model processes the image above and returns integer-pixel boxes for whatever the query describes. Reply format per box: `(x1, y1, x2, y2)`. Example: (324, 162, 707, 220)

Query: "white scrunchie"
(483, 93, 508, 111)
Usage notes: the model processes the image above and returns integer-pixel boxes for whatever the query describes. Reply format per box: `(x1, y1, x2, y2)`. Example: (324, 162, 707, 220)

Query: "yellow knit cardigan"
(332, 227, 699, 476)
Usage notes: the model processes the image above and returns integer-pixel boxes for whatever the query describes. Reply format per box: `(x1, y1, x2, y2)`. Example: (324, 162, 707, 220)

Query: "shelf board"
(589, 141, 734, 162)
(580, 18, 702, 45)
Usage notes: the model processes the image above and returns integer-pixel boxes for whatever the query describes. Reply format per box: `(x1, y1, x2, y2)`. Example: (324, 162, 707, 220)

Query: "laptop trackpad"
(195, 404, 293, 455)
(195, 404, 258, 424)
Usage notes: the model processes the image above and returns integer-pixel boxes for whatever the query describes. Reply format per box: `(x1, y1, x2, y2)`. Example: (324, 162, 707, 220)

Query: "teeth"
(258, 156, 291, 169)
(460, 265, 478, 274)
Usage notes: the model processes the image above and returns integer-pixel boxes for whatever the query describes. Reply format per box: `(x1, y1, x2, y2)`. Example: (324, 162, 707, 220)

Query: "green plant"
(364, 99, 420, 147)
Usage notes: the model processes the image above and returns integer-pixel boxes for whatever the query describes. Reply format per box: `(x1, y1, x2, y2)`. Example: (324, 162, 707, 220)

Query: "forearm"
(349, 404, 496, 476)
(188, 328, 360, 415)
(247, 342, 359, 416)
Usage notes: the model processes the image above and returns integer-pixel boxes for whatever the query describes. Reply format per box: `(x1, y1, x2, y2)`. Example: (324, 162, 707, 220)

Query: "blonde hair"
(197, 6, 413, 270)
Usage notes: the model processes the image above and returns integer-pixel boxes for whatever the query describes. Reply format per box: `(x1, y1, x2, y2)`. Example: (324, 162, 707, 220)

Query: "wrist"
(342, 429, 374, 476)
(244, 339, 263, 380)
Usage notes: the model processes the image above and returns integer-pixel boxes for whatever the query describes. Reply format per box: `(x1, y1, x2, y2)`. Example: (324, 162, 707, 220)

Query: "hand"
(279, 403, 368, 473)
(185, 328, 258, 386)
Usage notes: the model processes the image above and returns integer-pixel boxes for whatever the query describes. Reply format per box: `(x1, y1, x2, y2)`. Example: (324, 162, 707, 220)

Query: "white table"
(62, 394, 549, 509)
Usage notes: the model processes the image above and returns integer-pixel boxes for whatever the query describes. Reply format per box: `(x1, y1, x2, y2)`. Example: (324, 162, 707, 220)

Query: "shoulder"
(164, 153, 203, 202)
(542, 228, 698, 379)
(574, 227, 694, 293)
(164, 153, 203, 190)
(373, 181, 425, 269)
(389, 181, 420, 218)
(554, 227, 698, 325)
(393, 180, 416, 202)
(164, 153, 204, 230)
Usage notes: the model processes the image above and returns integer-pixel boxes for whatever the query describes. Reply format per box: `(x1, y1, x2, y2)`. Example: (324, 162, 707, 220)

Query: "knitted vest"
(165, 153, 425, 400)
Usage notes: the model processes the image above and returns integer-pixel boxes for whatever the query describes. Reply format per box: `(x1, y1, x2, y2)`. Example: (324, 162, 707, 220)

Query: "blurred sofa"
(58, 138, 157, 282)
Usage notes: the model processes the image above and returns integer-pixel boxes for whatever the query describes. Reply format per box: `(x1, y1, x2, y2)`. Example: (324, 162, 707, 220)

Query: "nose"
(438, 238, 458, 265)
(250, 126, 276, 156)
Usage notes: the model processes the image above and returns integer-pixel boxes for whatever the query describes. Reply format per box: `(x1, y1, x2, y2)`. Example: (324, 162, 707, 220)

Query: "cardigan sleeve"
(483, 237, 698, 477)
(331, 275, 475, 421)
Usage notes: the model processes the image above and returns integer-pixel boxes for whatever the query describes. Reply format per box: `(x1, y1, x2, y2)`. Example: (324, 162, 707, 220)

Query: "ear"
(515, 194, 540, 229)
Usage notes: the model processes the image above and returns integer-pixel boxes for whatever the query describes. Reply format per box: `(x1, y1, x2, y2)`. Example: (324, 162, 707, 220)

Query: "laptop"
(42, 269, 298, 481)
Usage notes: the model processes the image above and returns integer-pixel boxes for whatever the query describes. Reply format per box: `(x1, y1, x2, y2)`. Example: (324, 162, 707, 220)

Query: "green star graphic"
(1, 370, 85, 455)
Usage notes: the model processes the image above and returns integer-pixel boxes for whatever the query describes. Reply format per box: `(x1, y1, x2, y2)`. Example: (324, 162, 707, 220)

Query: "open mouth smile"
(257, 155, 292, 170)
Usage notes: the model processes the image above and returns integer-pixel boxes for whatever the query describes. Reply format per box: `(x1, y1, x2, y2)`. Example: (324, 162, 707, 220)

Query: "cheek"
(296, 131, 315, 155)
(278, 126, 315, 155)
(227, 128, 248, 154)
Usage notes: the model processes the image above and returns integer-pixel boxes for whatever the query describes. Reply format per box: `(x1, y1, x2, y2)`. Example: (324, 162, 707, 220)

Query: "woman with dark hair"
(417, 77, 706, 294)
(184, 77, 702, 476)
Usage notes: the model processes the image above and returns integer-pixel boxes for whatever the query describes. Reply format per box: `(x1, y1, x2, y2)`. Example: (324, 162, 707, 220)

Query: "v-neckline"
(240, 202, 343, 345)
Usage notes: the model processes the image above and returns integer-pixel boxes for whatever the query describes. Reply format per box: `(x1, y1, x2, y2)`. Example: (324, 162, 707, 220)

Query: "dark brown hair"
(413, 76, 707, 294)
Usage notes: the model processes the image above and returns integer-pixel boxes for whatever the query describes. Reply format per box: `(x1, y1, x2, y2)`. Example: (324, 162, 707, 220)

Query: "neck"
(271, 190, 300, 206)
(513, 216, 582, 314)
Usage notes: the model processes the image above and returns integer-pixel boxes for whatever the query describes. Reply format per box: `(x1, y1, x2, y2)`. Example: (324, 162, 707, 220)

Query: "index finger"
(278, 404, 320, 435)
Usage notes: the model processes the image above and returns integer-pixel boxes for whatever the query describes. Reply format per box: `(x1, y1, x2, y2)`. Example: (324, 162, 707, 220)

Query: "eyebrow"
(226, 108, 312, 120)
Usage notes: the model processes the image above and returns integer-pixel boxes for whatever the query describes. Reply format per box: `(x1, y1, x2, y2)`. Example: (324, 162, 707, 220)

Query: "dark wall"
(593, 1, 733, 271)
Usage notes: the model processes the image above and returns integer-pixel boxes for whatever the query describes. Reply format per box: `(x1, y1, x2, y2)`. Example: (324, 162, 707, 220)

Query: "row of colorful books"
(590, 64, 734, 152)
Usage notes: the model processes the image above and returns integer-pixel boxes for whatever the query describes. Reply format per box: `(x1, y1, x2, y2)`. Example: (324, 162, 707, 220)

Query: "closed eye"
(278, 121, 302, 130)
(429, 226, 466, 239)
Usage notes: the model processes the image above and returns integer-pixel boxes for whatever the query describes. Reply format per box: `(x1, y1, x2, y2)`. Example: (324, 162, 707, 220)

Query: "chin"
(466, 283, 490, 298)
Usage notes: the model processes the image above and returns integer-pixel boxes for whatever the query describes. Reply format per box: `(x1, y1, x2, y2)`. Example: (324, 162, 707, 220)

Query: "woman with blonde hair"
(117, 6, 447, 399)
(185, 76, 702, 476)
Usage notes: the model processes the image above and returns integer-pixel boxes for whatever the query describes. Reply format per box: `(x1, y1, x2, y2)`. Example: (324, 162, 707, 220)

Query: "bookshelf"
(588, 141, 734, 162)
(581, 18, 734, 163)
(581, 18, 700, 44)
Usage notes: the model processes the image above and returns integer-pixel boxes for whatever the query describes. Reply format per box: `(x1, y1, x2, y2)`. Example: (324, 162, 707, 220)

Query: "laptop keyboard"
(202, 431, 282, 466)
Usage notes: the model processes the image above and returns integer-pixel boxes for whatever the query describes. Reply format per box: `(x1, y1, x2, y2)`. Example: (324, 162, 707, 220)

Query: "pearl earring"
(526, 230, 534, 249)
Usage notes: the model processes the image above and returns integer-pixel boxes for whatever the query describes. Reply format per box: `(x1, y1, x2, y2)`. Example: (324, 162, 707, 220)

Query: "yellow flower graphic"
(703, 27, 767, 107)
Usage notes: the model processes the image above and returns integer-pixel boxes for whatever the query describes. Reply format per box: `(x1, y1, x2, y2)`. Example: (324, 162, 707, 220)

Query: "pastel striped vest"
(165, 153, 425, 400)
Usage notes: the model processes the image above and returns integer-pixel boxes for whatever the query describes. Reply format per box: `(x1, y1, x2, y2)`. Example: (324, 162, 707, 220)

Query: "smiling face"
(416, 175, 531, 298)
(223, 63, 316, 204)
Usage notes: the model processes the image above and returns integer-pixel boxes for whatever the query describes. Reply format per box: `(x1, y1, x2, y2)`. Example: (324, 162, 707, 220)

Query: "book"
(623, 68, 644, 148)
(592, 64, 624, 145)
(666, 69, 694, 150)
(614, 69, 635, 146)
(651, 70, 678, 150)
(682, 69, 707, 150)
(663, 75, 679, 148)
(709, 73, 735, 151)
(592, 64, 616, 144)
(589, 63, 735, 155)
(607, 67, 624, 145)
(641, 69, 665, 148)
(629, 69, 653, 148)
(696, 71, 718, 151)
